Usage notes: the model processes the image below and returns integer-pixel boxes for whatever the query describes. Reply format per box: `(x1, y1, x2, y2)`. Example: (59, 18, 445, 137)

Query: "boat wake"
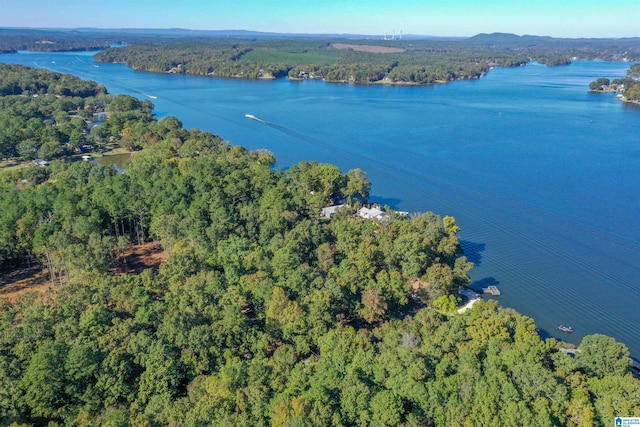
(245, 114, 326, 146)
(245, 114, 266, 124)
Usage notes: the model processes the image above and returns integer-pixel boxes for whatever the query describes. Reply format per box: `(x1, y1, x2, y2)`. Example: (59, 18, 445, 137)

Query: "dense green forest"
(91, 33, 640, 85)
(589, 63, 640, 102)
(92, 40, 522, 84)
(1, 65, 639, 426)
(0, 63, 157, 161)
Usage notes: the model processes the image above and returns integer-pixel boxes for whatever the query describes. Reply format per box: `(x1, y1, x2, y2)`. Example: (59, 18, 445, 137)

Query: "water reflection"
(97, 153, 131, 173)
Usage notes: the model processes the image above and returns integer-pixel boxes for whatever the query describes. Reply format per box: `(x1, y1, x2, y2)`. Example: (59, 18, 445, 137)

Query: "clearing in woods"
(0, 242, 167, 301)
(330, 43, 406, 54)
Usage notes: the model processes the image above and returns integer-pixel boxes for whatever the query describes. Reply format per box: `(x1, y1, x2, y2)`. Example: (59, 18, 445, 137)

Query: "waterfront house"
(321, 204, 350, 218)
(358, 206, 389, 221)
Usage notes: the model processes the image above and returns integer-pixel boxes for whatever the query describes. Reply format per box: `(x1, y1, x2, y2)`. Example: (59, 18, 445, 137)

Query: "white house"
(358, 206, 389, 221)
(321, 204, 350, 218)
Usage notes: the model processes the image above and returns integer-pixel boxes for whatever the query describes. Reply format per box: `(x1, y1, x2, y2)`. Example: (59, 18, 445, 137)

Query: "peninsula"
(589, 63, 640, 104)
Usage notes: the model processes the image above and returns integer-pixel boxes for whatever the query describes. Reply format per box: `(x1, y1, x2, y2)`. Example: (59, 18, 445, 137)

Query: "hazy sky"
(1, 0, 638, 38)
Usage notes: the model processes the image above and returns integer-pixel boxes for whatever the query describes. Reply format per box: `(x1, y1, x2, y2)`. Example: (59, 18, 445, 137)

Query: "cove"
(1, 50, 638, 358)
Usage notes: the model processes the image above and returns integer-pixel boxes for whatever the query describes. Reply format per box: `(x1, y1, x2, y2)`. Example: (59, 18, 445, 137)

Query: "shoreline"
(2, 52, 638, 359)
(104, 64, 482, 86)
(589, 89, 640, 106)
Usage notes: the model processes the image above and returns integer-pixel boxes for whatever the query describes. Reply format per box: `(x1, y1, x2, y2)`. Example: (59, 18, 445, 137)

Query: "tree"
(577, 334, 630, 378)
(19, 341, 68, 419)
(589, 77, 610, 91)
(370, 390, 402, 427)
(106, 94, 141, 113)
(419, 263, 455, 302)
(345, 168, 371, 204)
(359, 288, 388, 323)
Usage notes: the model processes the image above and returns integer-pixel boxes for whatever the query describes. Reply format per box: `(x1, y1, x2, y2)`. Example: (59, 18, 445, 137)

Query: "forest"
(90, 33, 640, 85)
(0, 64, 639, 426)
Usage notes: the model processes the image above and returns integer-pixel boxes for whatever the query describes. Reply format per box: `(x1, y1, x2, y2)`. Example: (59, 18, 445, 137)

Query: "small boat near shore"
(557, 325, 573, 333)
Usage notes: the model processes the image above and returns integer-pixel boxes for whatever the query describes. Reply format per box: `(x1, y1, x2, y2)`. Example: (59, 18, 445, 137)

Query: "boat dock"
(481, 285, 501, 296)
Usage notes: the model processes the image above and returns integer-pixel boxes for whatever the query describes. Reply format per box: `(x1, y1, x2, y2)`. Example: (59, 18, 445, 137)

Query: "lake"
(2, 50, 638, 358)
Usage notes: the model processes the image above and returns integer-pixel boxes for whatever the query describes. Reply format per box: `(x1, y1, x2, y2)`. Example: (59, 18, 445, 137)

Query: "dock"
(481, 285, 501, 296)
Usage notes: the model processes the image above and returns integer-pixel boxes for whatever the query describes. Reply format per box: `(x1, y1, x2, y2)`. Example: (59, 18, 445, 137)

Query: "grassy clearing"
(0, 159, 27, 171)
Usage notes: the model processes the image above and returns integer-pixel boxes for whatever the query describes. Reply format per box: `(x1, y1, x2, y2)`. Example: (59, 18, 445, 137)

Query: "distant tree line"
(91, 40, 532, 85)
(0, 30, 120, 53)
(0, 28, 175, 53)
(88, 33, 640, 85)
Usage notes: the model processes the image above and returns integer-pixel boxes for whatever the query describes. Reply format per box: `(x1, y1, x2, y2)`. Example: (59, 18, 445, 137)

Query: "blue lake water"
(2, 51, 639, 357)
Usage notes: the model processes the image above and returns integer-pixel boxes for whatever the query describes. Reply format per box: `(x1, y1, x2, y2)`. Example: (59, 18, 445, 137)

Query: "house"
(358, 206, 389, 221)
(321, 204, 350, 218)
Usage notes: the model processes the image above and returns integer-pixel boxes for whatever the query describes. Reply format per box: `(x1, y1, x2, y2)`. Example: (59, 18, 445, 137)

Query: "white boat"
(557, 325, 573, 333)
(245, 114, 258, 120)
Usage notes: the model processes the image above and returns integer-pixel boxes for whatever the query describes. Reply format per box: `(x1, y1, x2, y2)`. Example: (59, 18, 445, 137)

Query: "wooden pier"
(481, 285, 501, 296)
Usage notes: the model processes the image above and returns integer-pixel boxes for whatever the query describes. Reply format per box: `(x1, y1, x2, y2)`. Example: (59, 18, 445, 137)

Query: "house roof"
(321, 204, 349, 218)
(358, 206, 389, 221)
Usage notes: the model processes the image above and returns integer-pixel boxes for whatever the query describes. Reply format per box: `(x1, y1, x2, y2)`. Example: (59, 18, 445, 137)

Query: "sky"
(0, 0, 638, 38)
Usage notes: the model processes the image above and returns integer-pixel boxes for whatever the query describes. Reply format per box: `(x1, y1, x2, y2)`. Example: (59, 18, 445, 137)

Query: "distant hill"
(465, 31, 640, 45)
(465, 32, 559, 45)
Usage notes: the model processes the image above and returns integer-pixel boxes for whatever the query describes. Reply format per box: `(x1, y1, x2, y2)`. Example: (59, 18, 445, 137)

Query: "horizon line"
(2, 26, 639, 41)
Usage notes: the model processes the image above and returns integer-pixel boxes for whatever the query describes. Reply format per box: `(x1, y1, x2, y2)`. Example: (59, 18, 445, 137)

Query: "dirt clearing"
(330, 43, 405, 54)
